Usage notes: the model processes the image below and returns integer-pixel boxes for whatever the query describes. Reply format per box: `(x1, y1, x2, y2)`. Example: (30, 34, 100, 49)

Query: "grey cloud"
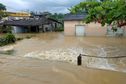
(0, 0, 83, 13)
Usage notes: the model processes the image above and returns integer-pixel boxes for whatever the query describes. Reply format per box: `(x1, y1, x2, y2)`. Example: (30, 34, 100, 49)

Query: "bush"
(0, 38, 6, 46)
(55, 27, 64, 32)
(0, 33, 16, 46)
(5, 33, 16, 43)
(0, 26, 12, 33)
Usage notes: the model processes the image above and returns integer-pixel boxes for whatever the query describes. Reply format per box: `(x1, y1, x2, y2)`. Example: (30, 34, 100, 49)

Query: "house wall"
(8, 12, 31, 17)
(43, 24, 52, 32)
(64, 21, 79, 36)
(12, 26, 28, 33)
(64, 21, 107, 36)
(85, 22, 107, 36)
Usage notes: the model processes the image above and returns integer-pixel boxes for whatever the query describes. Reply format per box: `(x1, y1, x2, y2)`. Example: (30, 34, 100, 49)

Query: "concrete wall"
(85, 22, 107, 36)
(64, 21, 79, 36)
(64, 21, 107, 36)
(12, 26, 28, 33)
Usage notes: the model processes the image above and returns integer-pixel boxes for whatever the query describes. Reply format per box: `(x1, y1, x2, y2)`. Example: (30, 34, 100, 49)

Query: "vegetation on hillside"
(30, 11, 65, 21)
(30, 11, 64, 31)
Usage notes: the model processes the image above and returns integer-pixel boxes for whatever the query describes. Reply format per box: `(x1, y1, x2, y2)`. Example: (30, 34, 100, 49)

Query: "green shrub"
(4, 33, 16, 44)
(0, 38, 6, 46)
(55, 27, 64, 32)
(0, 33, 16, 46)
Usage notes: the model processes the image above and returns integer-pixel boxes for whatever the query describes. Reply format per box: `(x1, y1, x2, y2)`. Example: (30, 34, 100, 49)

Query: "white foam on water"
(0, 46, 14, 52)
(24, 47, 126, 72)
(24, 47, 83, 64)
(81, 47, 115, 71)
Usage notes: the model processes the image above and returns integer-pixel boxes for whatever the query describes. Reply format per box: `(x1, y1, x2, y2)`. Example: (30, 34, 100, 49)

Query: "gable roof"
(64, 13, 87, 21)
(0, 17, 62, 26)
(2, 18, 48, 26)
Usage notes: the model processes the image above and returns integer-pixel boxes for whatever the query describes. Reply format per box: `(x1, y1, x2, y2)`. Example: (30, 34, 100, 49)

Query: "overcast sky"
(0, 0, 83, 13)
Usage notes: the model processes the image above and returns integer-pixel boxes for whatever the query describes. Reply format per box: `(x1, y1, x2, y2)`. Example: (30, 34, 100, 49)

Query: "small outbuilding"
(64, 14, 126, 36)
(0, 15, 62, 33)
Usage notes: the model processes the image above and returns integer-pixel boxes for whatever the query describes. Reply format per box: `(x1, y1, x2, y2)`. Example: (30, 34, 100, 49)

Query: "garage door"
(75, 25, 85, 36)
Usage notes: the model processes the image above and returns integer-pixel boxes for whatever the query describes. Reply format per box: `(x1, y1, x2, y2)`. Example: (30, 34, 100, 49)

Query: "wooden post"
(77, 54, 82, 66)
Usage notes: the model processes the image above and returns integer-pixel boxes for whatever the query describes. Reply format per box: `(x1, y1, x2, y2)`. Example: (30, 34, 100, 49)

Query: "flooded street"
(10, 32, 126, 72)
(0, 32, 126, 84)
(0, 56, 126, 84)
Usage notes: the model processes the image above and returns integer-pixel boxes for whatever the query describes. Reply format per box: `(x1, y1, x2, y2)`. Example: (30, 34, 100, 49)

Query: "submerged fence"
(77, 54, 126, 66)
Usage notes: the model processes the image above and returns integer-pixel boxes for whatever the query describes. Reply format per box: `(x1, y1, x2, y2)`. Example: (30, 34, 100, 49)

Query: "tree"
(0, 3, 6, 10)
(70, 0, 126, 27)
(50, 13, 64, 20)
(0, 3, 7, 20)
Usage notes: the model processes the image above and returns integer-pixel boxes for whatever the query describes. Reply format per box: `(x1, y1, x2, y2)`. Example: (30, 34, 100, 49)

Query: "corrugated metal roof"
(64, 13, 87, 21)
(3, 18, 48, 26)
(0, 17, 62, 26)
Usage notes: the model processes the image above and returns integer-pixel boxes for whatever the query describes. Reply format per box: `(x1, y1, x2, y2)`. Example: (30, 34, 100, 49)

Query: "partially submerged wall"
(64, 21, 107, 36)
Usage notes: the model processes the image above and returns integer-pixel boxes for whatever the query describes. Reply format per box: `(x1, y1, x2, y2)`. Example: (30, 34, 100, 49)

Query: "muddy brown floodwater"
(0, 32, 126, 84)
(0, 56, 126, 84)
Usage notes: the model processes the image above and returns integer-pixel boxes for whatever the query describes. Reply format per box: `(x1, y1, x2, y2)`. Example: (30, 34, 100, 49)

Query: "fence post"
(77, 54, 82, 66)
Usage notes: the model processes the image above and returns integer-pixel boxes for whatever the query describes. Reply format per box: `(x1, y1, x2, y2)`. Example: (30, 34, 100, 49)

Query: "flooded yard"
(1, 32, 126, 72)
(0, 57, 126, 84)
(0, 32, 126, 84)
